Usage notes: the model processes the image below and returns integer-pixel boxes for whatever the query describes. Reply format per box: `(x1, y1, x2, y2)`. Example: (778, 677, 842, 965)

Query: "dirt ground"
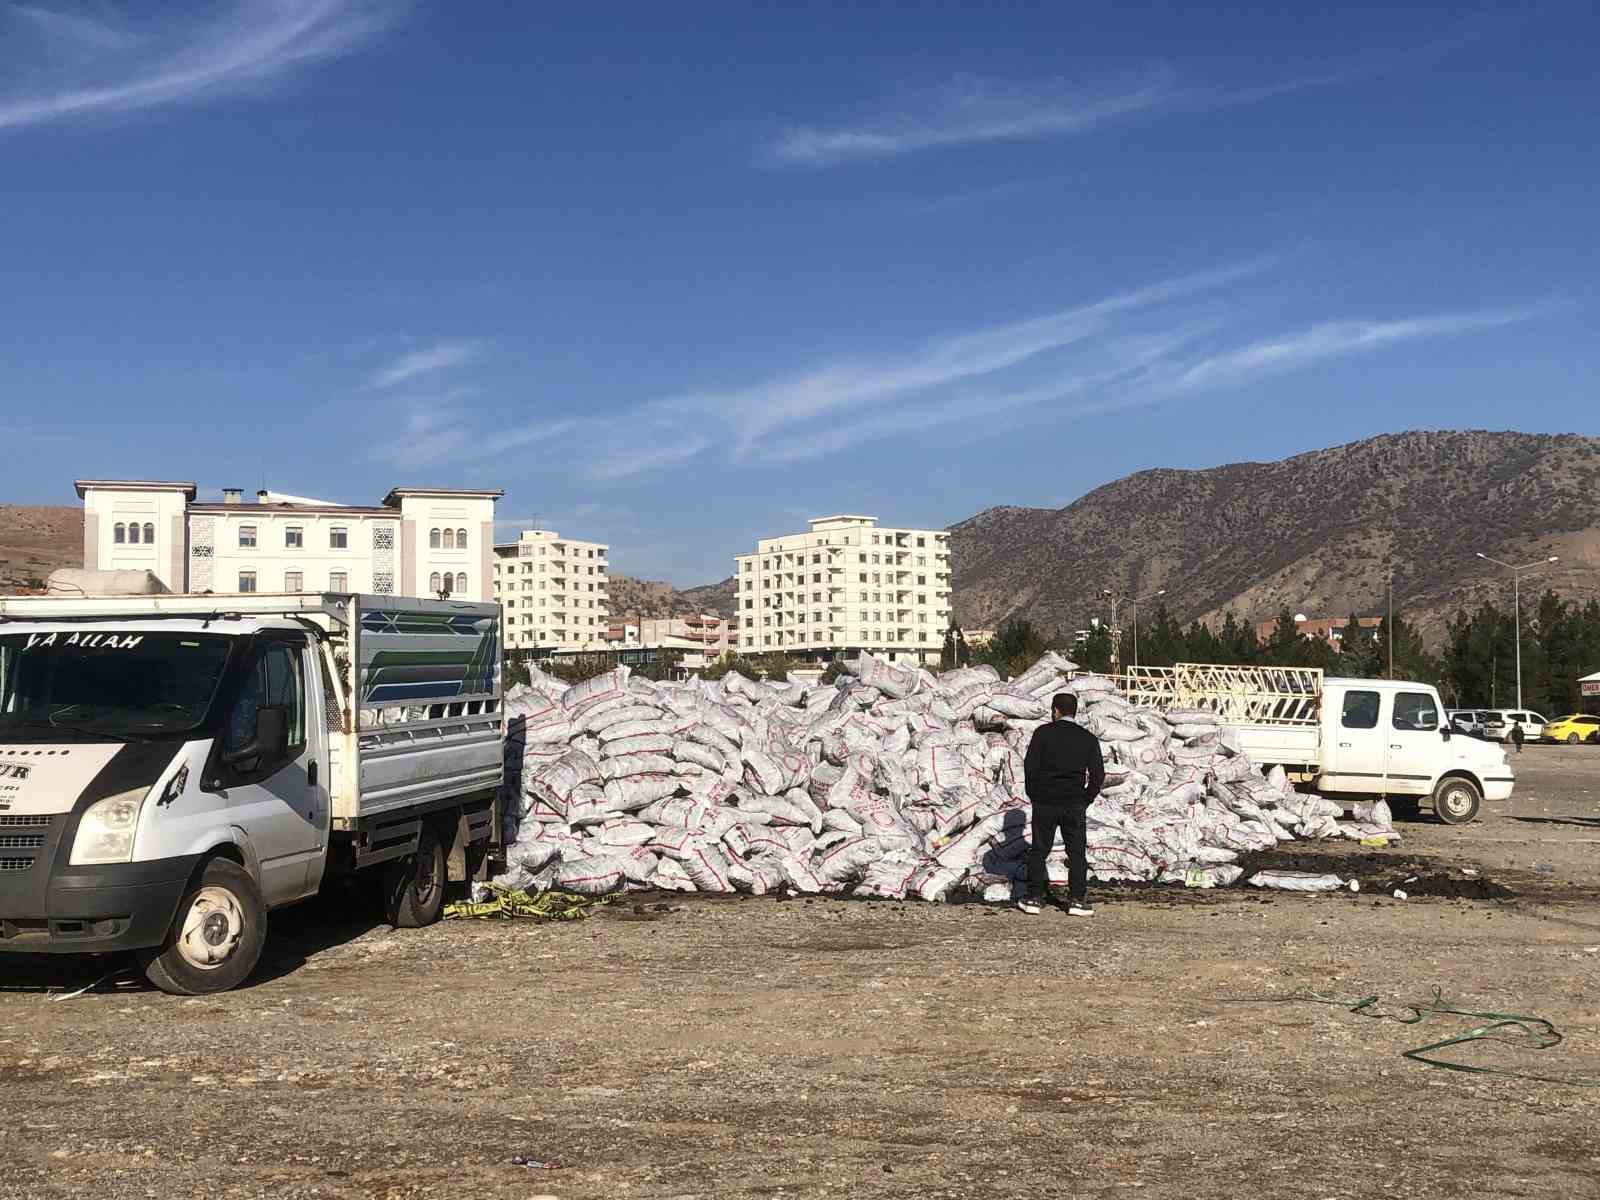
(4, 745, 1599, 1200)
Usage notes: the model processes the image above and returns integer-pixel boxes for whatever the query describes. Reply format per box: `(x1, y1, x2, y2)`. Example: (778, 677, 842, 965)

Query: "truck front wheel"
(138, 858, 268, 995)
(384, 821, 446, 928)
(1433, 776, 1482, 825)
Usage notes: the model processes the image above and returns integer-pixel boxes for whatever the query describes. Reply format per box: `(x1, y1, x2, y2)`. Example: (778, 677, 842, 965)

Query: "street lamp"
(1130, 588, 1166, 669)
(1102, 586, 1166, 674)
(1475, 552, 1559, 709)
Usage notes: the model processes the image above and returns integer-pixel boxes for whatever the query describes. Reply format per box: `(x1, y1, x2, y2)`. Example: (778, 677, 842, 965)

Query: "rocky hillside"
(608, 574, 738, 621)
(0, 506, 81, 590)
(950, 431, 1600, 638)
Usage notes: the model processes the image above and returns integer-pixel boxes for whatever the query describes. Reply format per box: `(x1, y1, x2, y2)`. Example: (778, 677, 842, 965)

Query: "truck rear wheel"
(1432, 776, 1481, 825)
(384, 821, 446, 928)
(138, 858, 268, 995)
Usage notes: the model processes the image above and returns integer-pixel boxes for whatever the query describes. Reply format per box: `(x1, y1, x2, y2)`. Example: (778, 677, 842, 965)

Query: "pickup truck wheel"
(384, 821, 446, 928)
(1433, 777, 1481, 825)
(138, 858, 267, 995)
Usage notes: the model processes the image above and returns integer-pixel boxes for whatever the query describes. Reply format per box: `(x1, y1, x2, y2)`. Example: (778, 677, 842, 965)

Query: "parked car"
(1544, 713, 1600, 744)
(1446, 709, 1487, 735)
(1482, 710, 1547, 743)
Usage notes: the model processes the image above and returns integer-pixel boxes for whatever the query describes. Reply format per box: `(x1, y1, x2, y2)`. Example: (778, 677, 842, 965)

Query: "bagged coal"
(492, 653, 1365, 902)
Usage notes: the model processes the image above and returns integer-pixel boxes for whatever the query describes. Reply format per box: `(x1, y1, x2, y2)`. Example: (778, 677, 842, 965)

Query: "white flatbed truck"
(1118, 663, 1514, 823)
(0, 592, 503, 993)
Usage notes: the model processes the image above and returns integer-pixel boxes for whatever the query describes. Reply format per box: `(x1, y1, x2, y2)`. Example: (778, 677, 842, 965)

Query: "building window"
(457, 528, 468, 548)
(285, 526, 303, 549)
(238, 571, 257, 593)
(239, 525, 257, 548)
(285, 571, 303, 591)
(125, 523, 141, 545)
(330, 571, 348, 591)
(430, 528, 441, 549)
(455, 572, 467, 595)
(443, 528, 455, 550)
(143, 523, 155, 543)
(113, 522, 126, 544)
(430, 572, 442, 593)
(329, 526, 348, 550)
(917, 537, 926, 547)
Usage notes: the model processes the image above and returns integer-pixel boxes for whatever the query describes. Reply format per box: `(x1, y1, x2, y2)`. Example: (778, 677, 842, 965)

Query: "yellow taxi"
(1544, 713, 1600, 744)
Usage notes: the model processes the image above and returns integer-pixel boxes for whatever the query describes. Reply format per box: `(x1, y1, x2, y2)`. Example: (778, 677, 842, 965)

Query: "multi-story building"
(733, 515, 952, 664)
(76, 480, 502, 600)
(493, 528, 610, 655)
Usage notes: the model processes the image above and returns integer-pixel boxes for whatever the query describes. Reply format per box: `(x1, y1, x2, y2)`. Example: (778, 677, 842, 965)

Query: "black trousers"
(1026, 802, 1088, 902)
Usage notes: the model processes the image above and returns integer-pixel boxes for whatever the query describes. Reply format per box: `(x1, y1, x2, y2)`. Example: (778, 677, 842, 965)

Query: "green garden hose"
(1225, 986, 1600, 1087)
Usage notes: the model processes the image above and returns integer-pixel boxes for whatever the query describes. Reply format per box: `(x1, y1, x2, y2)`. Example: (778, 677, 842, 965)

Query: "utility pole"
(1477, 553, 1559, 710)
(1387, 567, 1394, 680)
(1103, 586, 1166, 675)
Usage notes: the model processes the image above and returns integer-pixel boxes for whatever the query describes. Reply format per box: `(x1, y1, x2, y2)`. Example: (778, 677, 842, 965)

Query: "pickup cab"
(0, 592, 502, 993)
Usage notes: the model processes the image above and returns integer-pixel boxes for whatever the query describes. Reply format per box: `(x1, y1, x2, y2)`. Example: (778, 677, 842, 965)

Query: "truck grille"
(0, 816, 54, 871)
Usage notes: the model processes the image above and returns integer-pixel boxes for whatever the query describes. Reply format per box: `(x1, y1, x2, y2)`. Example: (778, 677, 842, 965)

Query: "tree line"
(951, 589, 1600, 718)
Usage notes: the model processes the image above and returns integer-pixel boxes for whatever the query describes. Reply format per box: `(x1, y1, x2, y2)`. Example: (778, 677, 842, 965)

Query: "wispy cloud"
(0, 0, 401, 133)
(635, 256, 1273, 467)
(762, 40, 1450, 169)
(1160, 310, 1541, 393)
(367, 340, 482, 389)
(767, 69, 1178, 167)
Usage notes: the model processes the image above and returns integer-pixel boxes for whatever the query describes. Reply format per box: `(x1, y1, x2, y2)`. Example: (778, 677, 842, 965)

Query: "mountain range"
(948, 431, 1600, 639)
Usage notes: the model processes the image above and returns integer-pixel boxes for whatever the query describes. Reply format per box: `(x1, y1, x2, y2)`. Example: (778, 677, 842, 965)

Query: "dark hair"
(1052, 693, 1078, 718)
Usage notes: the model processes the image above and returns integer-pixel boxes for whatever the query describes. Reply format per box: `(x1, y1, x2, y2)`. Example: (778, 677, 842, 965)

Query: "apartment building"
(76, 480, 502, 600)
(493, 528, 610, 654)
(733, 515, 952, 663)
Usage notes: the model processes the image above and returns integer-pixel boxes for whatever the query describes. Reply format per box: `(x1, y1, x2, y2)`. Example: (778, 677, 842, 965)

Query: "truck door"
(1322, 686, 1389, 792)
(217, 636, 324, 904)
(1384, 690, 1444, 796)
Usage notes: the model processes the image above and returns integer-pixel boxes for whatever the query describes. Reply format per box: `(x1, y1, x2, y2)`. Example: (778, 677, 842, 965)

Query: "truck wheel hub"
(178, 886, 245, 969)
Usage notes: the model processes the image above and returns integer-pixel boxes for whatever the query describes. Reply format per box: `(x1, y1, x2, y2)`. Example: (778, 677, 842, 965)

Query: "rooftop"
(75, 479, 197, 500)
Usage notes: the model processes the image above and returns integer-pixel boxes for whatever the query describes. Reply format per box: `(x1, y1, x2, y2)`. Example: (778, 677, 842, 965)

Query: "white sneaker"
(1067, 900, 1095, 917)
(1016, 899, 1043, 915)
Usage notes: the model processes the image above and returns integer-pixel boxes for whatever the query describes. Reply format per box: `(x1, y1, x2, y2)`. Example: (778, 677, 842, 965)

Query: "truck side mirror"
(1440, 726, 1451, 741)
(222, 705, 290, 766)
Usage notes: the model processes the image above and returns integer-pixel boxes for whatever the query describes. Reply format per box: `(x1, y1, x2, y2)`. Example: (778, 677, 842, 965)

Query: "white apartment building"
(76, 481, 502, 601)
(493, 529, 610, 654)
(733, 515, 953, 663)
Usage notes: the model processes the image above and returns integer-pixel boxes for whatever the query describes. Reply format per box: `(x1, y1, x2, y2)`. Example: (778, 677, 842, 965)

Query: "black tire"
(1567, 733, 1580, 745)
(383, 821, 446, 928)
(1432, 776, 1481, 825)
(138, 857, 267, 995)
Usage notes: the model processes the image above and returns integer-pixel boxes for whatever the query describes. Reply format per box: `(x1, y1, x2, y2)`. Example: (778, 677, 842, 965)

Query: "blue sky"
(3, 1, 1597, 584)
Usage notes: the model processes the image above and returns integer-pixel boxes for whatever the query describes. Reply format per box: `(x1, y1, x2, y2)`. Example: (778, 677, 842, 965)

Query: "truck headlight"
(70, 787, 152, 865)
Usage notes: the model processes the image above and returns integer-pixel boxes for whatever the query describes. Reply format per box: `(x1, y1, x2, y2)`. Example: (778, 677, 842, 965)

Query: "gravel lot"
(4, 745, 1598, 1200)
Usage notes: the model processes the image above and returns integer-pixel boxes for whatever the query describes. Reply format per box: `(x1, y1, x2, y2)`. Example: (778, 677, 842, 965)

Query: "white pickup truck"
(1120, 663, 1514, 823)
(0, 591, 503, 994)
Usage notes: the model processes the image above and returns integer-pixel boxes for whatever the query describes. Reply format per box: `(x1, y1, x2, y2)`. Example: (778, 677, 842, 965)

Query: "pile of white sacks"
(491, 652, 1396, 902)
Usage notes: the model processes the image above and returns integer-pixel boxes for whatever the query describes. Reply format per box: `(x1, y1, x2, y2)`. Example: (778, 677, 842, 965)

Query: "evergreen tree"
(1076, 624, 1112, 673)
(1216, 611, 1258, 664)
(1182, 620, 1221, 663)
(1335, 613, 1380, 677)
(940, 627, 956, 671)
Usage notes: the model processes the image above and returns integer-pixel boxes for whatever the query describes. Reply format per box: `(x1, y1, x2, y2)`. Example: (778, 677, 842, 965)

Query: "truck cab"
(0, 592, 502, 993)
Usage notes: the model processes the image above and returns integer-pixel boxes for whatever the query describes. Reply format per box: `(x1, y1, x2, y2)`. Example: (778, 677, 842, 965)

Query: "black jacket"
(1024, 718, 1106, 806)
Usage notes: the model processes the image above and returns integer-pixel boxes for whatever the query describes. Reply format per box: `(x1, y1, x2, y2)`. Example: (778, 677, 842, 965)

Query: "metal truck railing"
(1116, 662, 1324, 726)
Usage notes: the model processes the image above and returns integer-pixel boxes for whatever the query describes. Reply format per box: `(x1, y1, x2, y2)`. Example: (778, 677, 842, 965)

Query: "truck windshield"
(0, 632, 233, 737)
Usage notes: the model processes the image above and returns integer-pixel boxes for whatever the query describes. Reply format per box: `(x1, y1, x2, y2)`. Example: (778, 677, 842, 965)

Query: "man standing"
(1020, 693, 1106, 916)
(1510, 720, 1525, 754)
